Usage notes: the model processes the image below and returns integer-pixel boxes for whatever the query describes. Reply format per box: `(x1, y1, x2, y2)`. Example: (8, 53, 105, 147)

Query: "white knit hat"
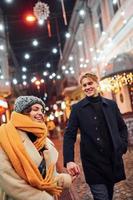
(14, 96, 45, 113)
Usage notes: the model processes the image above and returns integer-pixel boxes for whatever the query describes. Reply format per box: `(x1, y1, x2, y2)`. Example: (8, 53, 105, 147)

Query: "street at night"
(52, 135, 133, 200)
(0, 0, 133, 200)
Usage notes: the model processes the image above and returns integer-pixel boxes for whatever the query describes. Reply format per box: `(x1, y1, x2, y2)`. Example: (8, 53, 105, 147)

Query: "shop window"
(112, 0, 121, 14)
(0, 65, 2, 74)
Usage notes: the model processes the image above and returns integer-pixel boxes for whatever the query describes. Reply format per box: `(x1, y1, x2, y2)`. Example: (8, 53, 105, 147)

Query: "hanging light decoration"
(100, 72, 133, 94)
(47, 20, 52, 37)
(33, 1, 50, 25)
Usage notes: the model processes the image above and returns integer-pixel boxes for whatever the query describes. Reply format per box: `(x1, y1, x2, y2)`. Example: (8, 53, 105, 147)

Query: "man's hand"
(66, 162, 80, 177)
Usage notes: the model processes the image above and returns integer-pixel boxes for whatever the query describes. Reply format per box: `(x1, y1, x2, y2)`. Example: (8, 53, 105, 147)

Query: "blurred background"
(0, 1, 133, 199)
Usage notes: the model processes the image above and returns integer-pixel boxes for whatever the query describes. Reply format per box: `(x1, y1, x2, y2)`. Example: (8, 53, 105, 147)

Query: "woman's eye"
(32, 108, 38, 111)
(83, 84, 87, 87)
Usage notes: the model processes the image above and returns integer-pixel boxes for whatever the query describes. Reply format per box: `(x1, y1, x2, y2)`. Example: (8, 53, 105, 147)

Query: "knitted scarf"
(0, 112, 62, 196)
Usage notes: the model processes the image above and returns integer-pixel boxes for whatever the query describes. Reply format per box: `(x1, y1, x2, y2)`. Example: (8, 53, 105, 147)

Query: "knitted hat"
(14, 96, 45, 113)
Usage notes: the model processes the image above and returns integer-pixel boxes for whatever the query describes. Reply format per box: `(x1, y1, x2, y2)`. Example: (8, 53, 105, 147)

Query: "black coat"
(63, 97, 128, 184)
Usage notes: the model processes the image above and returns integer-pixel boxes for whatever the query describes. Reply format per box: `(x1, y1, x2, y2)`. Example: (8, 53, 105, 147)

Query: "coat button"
(96, 127, 98, 130)
(96, 137, 100, 141)
(94, 116, 97, 120)
(100, 148, 103, 152)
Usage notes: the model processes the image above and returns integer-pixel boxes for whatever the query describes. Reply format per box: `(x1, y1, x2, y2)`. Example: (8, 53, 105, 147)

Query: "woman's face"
(29, 103, 44, 123)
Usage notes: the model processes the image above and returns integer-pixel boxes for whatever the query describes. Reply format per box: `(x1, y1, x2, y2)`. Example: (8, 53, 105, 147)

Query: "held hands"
(55, 173, 72, 188)
(66, 162, 80, 181)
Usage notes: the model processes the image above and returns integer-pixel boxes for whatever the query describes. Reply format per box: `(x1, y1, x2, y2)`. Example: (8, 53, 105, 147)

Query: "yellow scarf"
(0, 112, 62, 196)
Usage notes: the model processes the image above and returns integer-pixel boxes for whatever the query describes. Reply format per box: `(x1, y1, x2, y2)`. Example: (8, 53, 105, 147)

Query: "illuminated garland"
(33, 1, 50, 22)
(100, 72, 133, 93)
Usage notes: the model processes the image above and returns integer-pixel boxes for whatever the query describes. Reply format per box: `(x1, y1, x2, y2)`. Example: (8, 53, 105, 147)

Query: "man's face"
(29, 103, 44, 123)
(81, 77, 99, 97)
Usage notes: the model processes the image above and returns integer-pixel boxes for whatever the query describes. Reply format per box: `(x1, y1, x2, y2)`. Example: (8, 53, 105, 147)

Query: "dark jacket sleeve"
(114, 102, 128, 154)
(63, 105, 79, 167)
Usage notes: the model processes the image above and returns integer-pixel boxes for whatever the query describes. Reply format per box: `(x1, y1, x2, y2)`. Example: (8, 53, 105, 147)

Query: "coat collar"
(18, 130, 58, 167)
(80, 96, 109, 107)
(19, 130, 42, 166)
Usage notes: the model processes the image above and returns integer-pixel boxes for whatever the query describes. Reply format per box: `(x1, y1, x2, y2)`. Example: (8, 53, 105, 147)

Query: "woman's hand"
(55, 173, 72, 188)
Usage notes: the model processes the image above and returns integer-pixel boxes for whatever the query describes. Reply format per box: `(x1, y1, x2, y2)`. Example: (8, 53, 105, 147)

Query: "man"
(63, 72, 128, 200)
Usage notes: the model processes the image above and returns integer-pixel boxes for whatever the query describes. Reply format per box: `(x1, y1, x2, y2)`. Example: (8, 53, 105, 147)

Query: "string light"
(79, 9, 86, 17)
(5, 81, 10, 86)
(22, 67, 27, 72)
(77, 40, 83, 46)
(0, 45, 5, 51)
(52, 48, 58, 54)
(22, 75, 27, 80)
(68, 55, 73, 61)
(23, 81, 27, 86)
(43, 71, 48, 76)
(32, 39, 39, 46)
(12, 78, 17, 85)
(31, 77, 37, 83)
(46, 62, 51, 68)
(100, 72, 133, 94)
(5, 0, 13, 3)
(24, 53, 30, 60)
(65, 32, 71, 38)
(61, 65, 66, 70)
(0, 24, 4, 31)
(57, 75, 61, 79)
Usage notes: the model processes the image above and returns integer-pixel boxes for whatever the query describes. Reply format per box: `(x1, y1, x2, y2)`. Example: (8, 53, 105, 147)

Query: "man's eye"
(88, 82, 93, 85)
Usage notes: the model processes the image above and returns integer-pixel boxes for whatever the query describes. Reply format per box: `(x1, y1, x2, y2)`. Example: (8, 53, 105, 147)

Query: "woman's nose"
(38, 110, 43, 115)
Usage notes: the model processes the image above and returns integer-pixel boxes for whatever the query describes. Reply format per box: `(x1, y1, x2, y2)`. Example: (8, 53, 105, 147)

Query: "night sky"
(0, 0, 75, 80)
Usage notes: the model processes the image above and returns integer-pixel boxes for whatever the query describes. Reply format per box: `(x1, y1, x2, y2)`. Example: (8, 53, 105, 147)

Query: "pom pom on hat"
(14, 96, 45, 113)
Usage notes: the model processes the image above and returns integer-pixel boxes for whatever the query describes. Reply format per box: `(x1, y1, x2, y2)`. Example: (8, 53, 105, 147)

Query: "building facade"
(58, 0, 133, 144)
(0, 8, 11, 124)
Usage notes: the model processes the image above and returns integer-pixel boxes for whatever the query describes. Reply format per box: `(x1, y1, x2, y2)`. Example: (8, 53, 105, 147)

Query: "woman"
(0, 96, 72, 200)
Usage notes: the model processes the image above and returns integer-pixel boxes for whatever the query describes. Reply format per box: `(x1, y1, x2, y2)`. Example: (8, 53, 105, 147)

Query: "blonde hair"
(79, 72, 98, 84)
